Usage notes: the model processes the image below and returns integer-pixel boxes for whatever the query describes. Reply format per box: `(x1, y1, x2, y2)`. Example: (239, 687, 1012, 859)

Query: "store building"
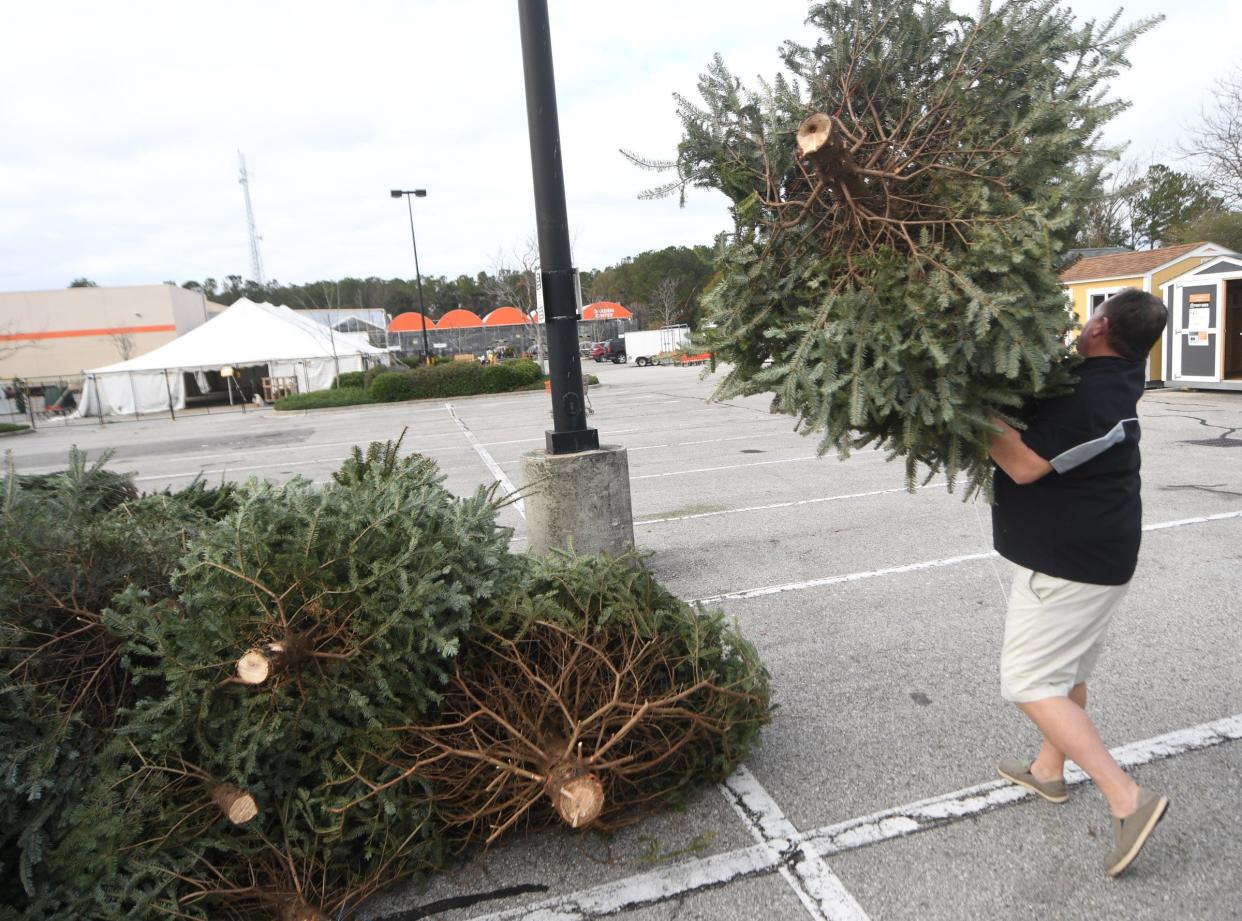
(0, 284, 220, 381)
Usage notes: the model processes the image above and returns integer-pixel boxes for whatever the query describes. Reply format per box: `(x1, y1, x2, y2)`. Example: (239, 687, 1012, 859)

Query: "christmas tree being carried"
(629, 0, 1156, 494)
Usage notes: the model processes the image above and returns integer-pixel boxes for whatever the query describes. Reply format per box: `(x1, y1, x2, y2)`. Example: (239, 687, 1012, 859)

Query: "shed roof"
(483, 306, 529, 326)
(1058, 242, 1208, 283)
(436, 309, 484, 329)
(388, 311, 436, 332)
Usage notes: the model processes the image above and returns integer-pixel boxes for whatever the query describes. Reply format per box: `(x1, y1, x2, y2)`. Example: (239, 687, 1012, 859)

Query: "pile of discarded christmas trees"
(1, 442, 769, 921)
(636, 0, 1154, 495)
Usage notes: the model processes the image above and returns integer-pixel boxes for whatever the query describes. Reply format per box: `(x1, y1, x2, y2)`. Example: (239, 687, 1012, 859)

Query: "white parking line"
(626, 432, 787, 453)
(636, 484, 948, 525)
(133, 455, 352, 482)
(722, 767, 871, 921)
(465, 844, 779, 920)
(806, 711, 1242, 859)
(632, 454, 826, 480)
(458, 712, 1242, 921)
(693, 508, 1242, 604)
(447, 403, 525, 518)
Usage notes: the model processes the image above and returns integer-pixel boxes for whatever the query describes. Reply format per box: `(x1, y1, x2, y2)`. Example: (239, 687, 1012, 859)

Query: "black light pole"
(390, 189, 432, 363)
(518, 0, 599, 454)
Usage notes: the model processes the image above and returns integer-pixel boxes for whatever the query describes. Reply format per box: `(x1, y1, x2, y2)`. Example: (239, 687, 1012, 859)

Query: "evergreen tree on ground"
(637, 0, 1156, 494)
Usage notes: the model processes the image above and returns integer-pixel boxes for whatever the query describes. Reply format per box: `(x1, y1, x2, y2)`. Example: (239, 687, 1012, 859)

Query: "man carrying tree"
(987, 288, 1169, 877)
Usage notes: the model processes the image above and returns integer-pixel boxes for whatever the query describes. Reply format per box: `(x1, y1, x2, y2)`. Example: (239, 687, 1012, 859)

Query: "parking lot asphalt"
(7, 362, 1240, 920)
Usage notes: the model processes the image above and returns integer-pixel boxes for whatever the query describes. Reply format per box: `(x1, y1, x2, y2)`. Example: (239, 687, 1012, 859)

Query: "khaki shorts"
(1000, 566, 1129, 703)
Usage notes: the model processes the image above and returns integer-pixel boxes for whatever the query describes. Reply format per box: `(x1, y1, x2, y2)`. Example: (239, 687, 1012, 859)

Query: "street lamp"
(518, 0, 598, 454)
(390, 188, 431, 363)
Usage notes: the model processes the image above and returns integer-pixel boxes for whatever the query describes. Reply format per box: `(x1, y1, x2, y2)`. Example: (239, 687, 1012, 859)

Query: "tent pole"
(93, 374, 104, 426)
(23, 380, 36, 431)
(164, 368, 176, 421)
(128, 371, 140, 421)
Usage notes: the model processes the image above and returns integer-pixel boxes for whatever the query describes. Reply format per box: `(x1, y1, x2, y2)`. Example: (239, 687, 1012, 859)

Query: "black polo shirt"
(992, 357, 1146, 586)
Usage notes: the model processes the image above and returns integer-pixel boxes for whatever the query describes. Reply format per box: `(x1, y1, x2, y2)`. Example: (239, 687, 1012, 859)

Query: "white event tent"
(76, 299, 388, 417)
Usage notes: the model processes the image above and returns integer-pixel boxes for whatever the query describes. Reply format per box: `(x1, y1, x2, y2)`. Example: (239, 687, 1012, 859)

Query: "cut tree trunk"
(277, 896, 330, 921)
(211, 783, 259, 824)
(796, 112, 867, 203)
(236, 640, 304, 685)
(544, 760, 604, 829)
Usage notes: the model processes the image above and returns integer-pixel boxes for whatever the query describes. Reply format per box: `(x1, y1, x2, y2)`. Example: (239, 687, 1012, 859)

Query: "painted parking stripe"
(447, 403, 525, 518)
(133, 455, 354, 482)
(693, 509, 1242, 604)
(632, 454, 826, 480)
(466, 843, 778, 921)
(72, 420, 785, 484)
(693, 551, 998, 604)
(723, 767, 871, 921)
(805, 711, 1242, 858)
(456, 712, 1242, 921)
(493, 430, 817, 469)
(636, 483, 948, 525)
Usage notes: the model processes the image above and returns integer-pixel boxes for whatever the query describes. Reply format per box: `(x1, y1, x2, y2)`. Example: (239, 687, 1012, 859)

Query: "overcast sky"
(1, 0, 1238, 293)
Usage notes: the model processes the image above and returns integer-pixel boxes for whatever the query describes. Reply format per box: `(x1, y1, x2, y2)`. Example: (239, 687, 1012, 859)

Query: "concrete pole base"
(519, 445, 634, 556)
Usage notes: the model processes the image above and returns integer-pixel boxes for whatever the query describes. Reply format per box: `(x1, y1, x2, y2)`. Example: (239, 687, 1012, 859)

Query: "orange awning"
(581, 301, 632, 321)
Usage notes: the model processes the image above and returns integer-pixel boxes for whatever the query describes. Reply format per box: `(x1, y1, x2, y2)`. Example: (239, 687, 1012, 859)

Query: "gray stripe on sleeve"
(1049, 418, 1137, 474)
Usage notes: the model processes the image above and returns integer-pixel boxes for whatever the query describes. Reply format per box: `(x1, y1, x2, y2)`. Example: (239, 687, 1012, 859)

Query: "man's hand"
(988, 417, 1053, 484)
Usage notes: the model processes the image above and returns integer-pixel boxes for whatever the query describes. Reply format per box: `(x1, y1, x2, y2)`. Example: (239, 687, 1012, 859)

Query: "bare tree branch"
(1181, 64, 1242, 206)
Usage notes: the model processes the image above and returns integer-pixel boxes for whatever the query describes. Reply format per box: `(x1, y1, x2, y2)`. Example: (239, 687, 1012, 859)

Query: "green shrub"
(368, 370, 415, 402)
(331, 371, 365, 389)
(480, 363, 521, 393)
(274, 387, 374, 411)
(405, 361, 485, 398)
(0, 422, 30, 434)
(506, 358, 542, 384)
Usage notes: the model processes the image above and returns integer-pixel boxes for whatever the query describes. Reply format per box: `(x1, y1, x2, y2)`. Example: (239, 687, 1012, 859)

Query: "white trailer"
(622, 326, 691, 366)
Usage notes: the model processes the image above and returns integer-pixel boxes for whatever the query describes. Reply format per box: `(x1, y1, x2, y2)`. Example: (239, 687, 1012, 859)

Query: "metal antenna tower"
(238, 151, 265, 286)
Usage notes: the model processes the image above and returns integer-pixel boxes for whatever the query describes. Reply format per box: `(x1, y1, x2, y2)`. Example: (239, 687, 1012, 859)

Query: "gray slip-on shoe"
(1106, 788, 1169, 877)
(997, 758, 1068, 804)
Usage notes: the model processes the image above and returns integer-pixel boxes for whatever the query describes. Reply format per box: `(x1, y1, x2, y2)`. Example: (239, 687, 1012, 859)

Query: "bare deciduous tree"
(1, 324, 39, 368)
(485, 234, 544, 362)
(1182, 65, 1242, 206)
(651, 277, 683, 329)
(1076, 159, 1143, 249)
(110, 332, 136, 361)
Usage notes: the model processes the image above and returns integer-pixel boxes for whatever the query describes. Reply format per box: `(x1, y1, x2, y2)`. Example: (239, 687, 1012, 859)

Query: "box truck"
(622, 326, 691, 366)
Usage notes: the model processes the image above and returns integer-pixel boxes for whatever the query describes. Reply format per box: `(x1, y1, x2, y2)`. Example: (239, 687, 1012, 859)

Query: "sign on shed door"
(1174, 286, 1219, 380)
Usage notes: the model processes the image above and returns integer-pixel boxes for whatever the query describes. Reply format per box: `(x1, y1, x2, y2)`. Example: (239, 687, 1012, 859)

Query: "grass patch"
(0, 422, 31, 434)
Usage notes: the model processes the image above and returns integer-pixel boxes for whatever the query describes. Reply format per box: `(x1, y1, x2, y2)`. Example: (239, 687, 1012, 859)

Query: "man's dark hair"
(1101, 288, 1168, 361)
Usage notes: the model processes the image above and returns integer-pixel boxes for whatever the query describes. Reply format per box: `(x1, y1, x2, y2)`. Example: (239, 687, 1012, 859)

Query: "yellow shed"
(1058, 242, 1233, 383)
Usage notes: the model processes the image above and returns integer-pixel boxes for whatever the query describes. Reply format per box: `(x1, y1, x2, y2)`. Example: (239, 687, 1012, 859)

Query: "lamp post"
(514, 0, 631, 558)
(390, 189, 432, 363)
(518, 0, 598, 454)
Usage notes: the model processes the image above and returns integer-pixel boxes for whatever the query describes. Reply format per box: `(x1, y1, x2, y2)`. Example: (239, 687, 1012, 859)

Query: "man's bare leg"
(1028, 682, 1087, 782)
(1018, 686, 1139, 817)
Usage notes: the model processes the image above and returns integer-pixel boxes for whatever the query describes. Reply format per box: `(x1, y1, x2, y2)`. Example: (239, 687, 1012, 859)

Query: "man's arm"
(988, 417, 1053, 485)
